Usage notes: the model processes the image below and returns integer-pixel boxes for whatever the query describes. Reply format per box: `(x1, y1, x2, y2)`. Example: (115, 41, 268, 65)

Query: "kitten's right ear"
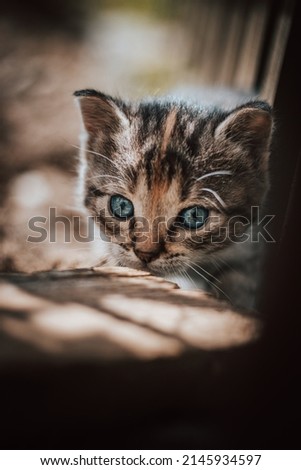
(74, 89, 128, 137)
(214, 101, 273, 154)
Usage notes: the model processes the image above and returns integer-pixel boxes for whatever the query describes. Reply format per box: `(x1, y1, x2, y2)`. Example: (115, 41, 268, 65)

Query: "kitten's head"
(74, 89, 272, 274)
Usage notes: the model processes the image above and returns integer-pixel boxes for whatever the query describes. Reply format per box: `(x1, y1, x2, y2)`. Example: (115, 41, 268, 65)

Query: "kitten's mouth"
(134, 259, 158, 274)
(129, 258, 180, 276)
(141, 264, 162, 274)
(118, 257, 166, 275)
(117, 245, 184, 275)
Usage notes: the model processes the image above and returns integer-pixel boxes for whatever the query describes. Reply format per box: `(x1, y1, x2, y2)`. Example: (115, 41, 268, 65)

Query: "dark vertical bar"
(259, 1, 301, 314)
(254, 0, 301, 448)
(255, 0, 283, 91)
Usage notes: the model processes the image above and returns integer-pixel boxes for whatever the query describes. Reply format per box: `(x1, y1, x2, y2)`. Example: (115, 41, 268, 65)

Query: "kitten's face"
(75, 90, 272, 275)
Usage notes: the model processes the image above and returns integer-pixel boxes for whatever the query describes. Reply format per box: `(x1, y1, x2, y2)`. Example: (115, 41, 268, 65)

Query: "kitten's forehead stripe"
(161, 108, 177, 157)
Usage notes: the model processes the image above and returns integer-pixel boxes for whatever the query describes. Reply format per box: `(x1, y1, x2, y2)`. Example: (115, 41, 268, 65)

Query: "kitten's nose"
(134, 248, 160, 264)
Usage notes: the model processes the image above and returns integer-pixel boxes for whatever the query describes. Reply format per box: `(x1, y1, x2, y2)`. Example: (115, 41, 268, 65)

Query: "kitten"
(74, 89, 273, 310)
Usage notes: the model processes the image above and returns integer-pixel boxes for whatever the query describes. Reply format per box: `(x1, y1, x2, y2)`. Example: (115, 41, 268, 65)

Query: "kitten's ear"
(214, 101, 273, 153)
(74, 89, 128, 137)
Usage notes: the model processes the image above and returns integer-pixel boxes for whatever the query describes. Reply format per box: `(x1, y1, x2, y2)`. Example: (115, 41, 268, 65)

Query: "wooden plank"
(0, 268, 260, 364)
(0, 267, 265, 448)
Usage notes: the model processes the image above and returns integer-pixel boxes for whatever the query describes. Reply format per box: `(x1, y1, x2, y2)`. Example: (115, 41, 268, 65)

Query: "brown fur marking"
(160, 109, 177, 157)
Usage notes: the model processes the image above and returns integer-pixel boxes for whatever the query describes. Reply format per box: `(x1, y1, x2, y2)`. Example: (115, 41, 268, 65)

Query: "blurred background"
(0, 0, 293, 272)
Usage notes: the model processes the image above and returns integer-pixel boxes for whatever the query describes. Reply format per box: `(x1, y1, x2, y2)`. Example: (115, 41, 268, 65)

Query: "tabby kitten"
(74, 89, 273, 310)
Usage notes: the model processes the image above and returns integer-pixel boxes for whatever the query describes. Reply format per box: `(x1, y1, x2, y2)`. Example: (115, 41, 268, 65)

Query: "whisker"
(209, 257, 225, 273)
(71, 143, 132, 185)
(211, 254, 240, 275)
(200, 188, 227, 209)
(181, 266, 196, 288)
(189, 260, 221, 284)
(70, 144, 120, 169)
(196, 170, 232, 181)
(180, 268, 189, 287)
(183, 260, 231, 302)
(170, 265, 178, 283)
(196, 196, 221, 212)
(84, 174, 126, 184)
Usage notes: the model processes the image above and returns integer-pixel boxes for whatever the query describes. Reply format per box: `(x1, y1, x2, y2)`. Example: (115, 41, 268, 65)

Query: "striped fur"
(75, 89, 273, 309)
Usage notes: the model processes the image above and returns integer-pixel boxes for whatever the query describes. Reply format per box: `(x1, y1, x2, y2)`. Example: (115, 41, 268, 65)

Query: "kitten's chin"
(116, 256, 196, 290)
(111, 248, 183, 276)
(117, 257, 169, 276)
(117, 257, 151, 273)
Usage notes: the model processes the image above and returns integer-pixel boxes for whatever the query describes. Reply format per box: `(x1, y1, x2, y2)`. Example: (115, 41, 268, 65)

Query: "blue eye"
(110, 195, 134, 219)
(178, 206, 209, 229)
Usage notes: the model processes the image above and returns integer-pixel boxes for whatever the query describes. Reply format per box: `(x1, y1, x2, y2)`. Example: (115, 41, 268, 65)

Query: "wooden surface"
(0, 268, 298, 450)
(0, 267, 263, 448)
(0, 267, 260, 363)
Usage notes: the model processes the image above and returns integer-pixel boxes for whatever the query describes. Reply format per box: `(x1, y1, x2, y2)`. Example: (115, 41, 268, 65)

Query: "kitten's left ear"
(74, 89, 128, 138)
(214, 101, 273, 153)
